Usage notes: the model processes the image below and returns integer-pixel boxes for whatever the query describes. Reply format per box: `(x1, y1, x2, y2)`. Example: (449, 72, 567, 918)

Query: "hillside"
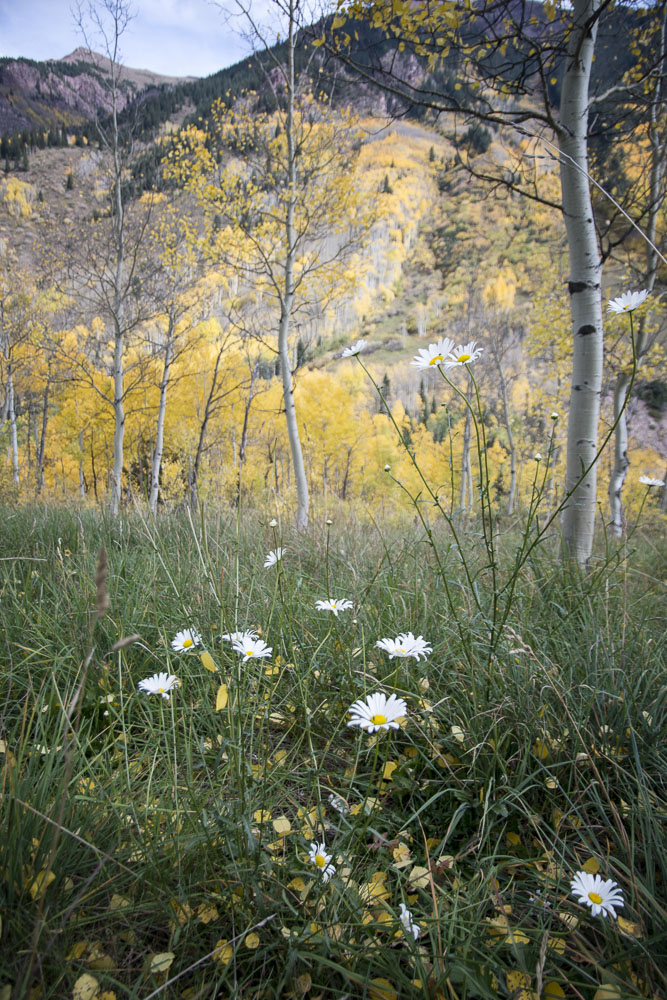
(0, 4, 664, 521)
(0, 49, 195, 137)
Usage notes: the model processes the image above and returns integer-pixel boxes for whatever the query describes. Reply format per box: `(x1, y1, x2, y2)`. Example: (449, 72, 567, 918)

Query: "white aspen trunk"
(79, 430, 86, 498)
(7, 363, 19, 483)
(280, 0, 309, 532)
(108, 47, 125, 517)
(608, 6, 665, 536)
(37, 374, 49, 495)
(110, 318, 125, 514)
(558, 0, 603, 567)
(149, 328, 174, 514)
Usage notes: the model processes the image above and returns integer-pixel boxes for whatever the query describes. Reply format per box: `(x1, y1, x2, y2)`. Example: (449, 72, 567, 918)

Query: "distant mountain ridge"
(0, 49, 196, 136)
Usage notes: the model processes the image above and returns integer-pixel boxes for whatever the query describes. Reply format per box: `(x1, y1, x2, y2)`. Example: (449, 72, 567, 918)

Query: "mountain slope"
(0, 49, 195, 136)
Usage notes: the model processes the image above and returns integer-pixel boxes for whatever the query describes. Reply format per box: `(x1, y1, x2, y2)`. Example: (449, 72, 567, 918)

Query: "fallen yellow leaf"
(197, 903, 219, 924)
(29, 869, 56, 899)
(149, 953, 174, 974)
(201, 651, 216, 672)
(407, 865, 430, 889)
(215, 684, 228, 711)
(212, 939, 232, 965)
(272, 816, 291, 836)
(543, 983, 566, 999)
(72, 974, 99, 1000)
(369, 979, 397, 1000)
(506, 971, 531, 993)
(108, 894, 130, 911)
(617, 916, 642, 939)
(593, 986, 622, 1000)
(582, 857, 600, 874)
(245, 932, 260, 949)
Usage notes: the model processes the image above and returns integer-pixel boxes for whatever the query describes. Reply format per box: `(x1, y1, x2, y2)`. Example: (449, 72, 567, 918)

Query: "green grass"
(0, 503, 665, 1000)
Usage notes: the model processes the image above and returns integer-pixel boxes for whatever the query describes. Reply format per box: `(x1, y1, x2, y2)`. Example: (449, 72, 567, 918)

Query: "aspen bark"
(7, 363, 19, 483)
(109, 119, 125, 514)
(149, 324, 174, 514)
(37, 377, 49, 494)
(558, 0, 603, 567)
(280, 0, 309, 532)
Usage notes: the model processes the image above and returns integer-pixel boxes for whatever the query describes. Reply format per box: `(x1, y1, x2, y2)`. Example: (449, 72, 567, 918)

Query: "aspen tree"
(171, 0, 372, 529)
(327, 0, 665, 565)
(71, 0, 142, 515)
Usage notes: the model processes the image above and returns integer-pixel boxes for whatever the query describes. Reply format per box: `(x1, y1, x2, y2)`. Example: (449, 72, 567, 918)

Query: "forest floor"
(0, 503, 665, 1000)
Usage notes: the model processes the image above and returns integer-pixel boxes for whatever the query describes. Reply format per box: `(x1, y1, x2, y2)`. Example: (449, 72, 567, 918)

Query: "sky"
(0, 0, 270, 79)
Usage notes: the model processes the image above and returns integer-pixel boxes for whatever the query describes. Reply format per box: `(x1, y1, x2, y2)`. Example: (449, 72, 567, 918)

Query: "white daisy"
(375, 632, 432, 661)
(138, 672, 179, 700)
(328, 793, 349, 815)
(410, 336, 456, 370)
(231, 635, 273, 662)
(222, 629, 259, 643)
(308, 842, 336, 881)
(341, 339, 367, 358)
(347, 691, 407, 733)
(399, 902, 420, 940)
(639, 475, 664, 487)
(315, 598, 353, 616)
(570, 871, 624, 919)
(607, 289, 649, 314)
(534, 453, 542, 461)
(264, 548, 283, 568)
(171, 628, 202, 652)
(443, 340, 484, 368)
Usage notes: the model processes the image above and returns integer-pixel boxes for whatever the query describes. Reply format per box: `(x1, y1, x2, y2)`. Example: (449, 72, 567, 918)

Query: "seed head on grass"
(315, 598, 353, 616)
(347, 692, 407, 733)
(375, 632, 432, 660)
(138, 672, 179, 700)
(570, 871, 624, 918)
(232, 636, 272, 662)
(308, 842, 336, 882)
(171, 628, 201, 652)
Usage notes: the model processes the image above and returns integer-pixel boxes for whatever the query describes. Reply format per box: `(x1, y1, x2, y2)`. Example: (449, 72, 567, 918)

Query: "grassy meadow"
(0, 500, 665, 1000)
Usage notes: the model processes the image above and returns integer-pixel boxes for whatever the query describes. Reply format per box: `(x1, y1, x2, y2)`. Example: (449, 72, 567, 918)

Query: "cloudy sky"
(0, 0, 272, 78)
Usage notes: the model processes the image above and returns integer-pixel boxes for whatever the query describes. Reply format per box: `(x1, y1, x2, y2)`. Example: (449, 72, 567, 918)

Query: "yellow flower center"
(588, 892, 603, 904)
(246, 650, 254, 657)
(183, 639, 193, 647)
(159, 688, 165, 693)
(315, 854, 326, 868)
(429, 354, 444, 365)
(372, 713, 387, 725)
(457, 353, 471, 363)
